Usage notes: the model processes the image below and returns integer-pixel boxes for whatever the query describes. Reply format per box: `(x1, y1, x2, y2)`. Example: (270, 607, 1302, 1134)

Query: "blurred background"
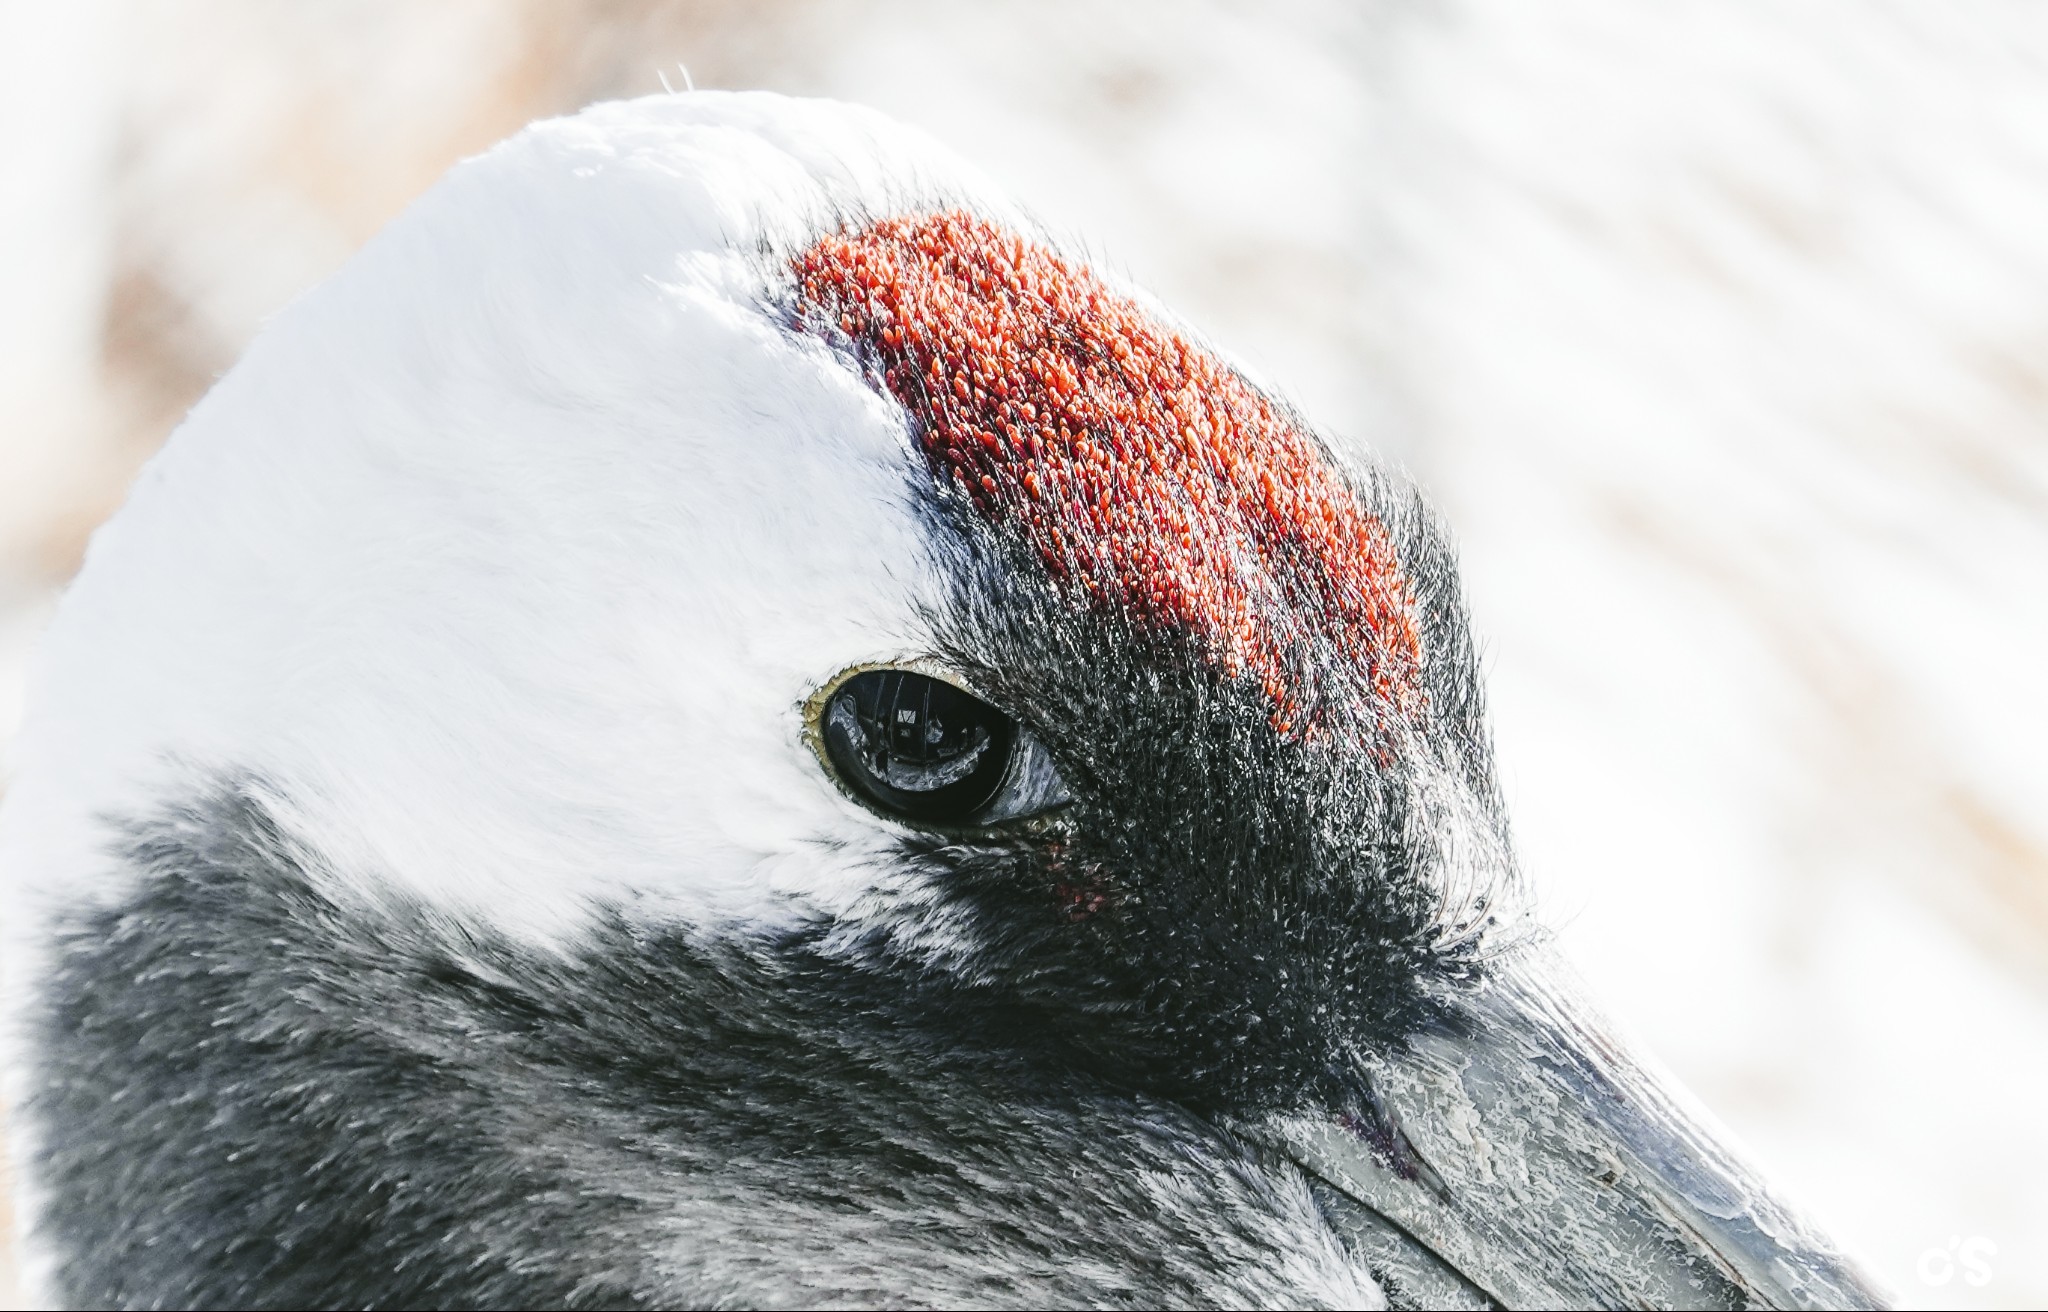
(4, 1, 2046, 1306)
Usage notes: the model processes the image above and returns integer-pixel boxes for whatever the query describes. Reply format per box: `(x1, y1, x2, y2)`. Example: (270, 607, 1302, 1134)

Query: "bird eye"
(811, 666, 1071, 829)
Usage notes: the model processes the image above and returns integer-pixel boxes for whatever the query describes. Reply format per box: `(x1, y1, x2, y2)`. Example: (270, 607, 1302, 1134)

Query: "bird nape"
(0, 93, 1889, 1310)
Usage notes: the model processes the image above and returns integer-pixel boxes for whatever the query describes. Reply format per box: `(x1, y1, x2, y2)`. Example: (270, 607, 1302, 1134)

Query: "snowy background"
(5, 2, 2047, 1306)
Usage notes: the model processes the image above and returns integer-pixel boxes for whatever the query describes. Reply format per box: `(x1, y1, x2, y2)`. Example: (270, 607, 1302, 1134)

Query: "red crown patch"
(794, 211, 1419, 736)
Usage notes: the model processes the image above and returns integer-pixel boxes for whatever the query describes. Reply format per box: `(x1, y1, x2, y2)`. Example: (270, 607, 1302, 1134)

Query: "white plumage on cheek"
(0, 94, 1018, 944)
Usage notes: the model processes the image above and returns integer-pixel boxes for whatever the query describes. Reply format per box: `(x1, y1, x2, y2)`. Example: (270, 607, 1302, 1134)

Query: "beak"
(1243, 949, 1892, 1310)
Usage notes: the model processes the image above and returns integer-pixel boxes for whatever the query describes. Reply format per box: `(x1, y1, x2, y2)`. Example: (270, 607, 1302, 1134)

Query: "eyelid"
(979, 728, 1073, 825)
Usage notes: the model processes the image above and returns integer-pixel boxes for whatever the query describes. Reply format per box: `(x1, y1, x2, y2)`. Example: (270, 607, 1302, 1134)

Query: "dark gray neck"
(22, 785, 1376, 1309)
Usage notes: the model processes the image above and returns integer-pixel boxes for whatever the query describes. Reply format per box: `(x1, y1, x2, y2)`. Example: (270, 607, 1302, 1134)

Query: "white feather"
(0, 92, 1031, 950)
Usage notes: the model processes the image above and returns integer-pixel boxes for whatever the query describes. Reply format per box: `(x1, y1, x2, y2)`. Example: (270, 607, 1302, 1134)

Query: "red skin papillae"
(793, 211, 1419, 738)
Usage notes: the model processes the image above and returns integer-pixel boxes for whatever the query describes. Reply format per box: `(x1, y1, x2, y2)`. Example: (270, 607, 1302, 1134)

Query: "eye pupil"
(822, 670, 1016, 823)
